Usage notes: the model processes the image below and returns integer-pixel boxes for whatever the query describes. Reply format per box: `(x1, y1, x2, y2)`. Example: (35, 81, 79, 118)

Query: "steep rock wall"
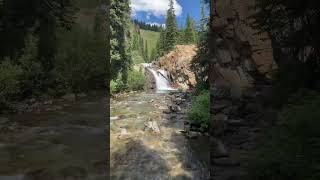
(209, 1, 279, 179)
(210, 0, 277, 98)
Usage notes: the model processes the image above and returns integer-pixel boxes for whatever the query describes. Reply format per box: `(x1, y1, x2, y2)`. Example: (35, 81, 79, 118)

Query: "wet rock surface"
(111, 91, 209, 179)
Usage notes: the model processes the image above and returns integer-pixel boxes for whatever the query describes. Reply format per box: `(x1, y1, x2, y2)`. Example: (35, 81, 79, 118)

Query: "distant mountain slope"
(130, 21, 160, 64)
(140, 29, 160, 57)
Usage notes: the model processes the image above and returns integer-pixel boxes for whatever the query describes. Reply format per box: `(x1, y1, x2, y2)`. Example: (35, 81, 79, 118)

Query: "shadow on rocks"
(111, 140, 172, 180)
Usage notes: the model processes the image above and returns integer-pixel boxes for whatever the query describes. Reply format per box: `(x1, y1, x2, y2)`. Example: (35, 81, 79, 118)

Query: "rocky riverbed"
(0, 93, 108, 180)
(110, 91, 209, 179)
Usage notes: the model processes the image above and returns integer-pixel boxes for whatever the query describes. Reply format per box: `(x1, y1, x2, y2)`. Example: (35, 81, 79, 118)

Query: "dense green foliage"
(154, 1, 201, 59)
(0, 59, 22, 108)
(191, 0, 209, 87)
(110, 69, 146, 94)
(0, 1, 107, 111)
(156, 28, 167, 57)
(187, 91, 210, 131)
(248, 92, 320, 180)
(0, 0, 77, 60)
(110, 1, 156, 94)
(127, 70, 147, 91)
(110, 0, 132, 84)
(54, 24, 106, 95)
(183, 15, 197, 44)
(164, 0, 178, 52)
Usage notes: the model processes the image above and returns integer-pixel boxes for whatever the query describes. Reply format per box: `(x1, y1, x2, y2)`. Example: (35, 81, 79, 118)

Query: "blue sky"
(130, 0, 208, 29)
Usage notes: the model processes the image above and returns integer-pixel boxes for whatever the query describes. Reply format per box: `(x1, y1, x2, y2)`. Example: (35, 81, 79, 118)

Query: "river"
(110, 65, 209, 179)
(0, 92, 108, 180)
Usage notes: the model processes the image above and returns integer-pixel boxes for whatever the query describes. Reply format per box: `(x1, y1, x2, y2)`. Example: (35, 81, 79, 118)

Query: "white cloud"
(131, 0, 183, 17)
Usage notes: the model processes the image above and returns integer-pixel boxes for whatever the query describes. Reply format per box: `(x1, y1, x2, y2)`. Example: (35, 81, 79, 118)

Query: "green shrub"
(110, 78, 125, 95)
(110, 70, 146, 95)
(55, 25, 107, 94)
(187, 90, 210, 131)
(132, 51, 145, 64)
(248, 92, 320, 180)
(0, 59, 22, 107)
(127, 70, 146, 91)
(19, 34, 44, 96)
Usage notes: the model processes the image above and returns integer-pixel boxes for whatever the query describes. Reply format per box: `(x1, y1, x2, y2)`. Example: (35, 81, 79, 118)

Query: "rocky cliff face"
(155, 45, 198, 89)
(209, 1, 278, 179)
(210, 0, 277, 98)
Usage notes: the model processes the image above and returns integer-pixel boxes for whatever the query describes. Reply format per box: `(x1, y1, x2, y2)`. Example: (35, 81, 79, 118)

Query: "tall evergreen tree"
(139, 37, 144, 57)
(200, 1, 207, 33)
(150, 48, 157, 62)
(191, 0, 209, 86)
(110, 0, 132, 84)
(164, 0, 178, 52)
(157, 28, 167, 56)
(144, 40, 149, 62)
(0, 0, 77, 67)
(184, 14, 196, 44)
(177, 29, 185, 44)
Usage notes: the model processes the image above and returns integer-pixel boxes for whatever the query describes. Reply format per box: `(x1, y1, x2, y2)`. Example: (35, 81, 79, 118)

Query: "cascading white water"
(142, 63, 176, 93)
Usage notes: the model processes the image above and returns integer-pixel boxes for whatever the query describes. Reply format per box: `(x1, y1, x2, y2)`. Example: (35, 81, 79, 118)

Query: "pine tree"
(191, 0, 209, 86)
(144, 40, 149, 62)
(139, 37, 144, 57)
(157, 28, 166, 56)
(164, 0, 178, 52)
(200, 1, 207, 33)
(184, 14, 196, 44)
(177, 29, 185, 44)
(150, 48, 157, 62)
(110, 0, 132, 84)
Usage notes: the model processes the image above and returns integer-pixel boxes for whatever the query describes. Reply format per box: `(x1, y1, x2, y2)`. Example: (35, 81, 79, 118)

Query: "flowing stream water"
(143, 63, 176, 93)
(110, 66, 209, 179)
(0, 93, 108, 180)
(0, 65, 209, 179)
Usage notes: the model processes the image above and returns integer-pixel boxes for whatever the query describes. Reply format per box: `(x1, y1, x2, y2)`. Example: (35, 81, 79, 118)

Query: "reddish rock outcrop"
(210, 0, 277, 98)
(155, 45, 198, 89)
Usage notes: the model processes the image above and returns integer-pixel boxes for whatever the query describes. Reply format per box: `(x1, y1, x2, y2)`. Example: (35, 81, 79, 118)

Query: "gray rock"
(23, 169, 55, 180)
(43, 100, 53, 105)
(0, 117, 10, 124)
(186, 131, 202, 139)
(58, 166, 88, 179)
(217, 49, 232, 63)
(62, 94, 76, 102)
(118, 128, 130, 139)
(227, 120, 244, 126)
(222, 107, 233, 115)
(144, 121, 161, 134)
(78, 93, 87, 98)
(215, 113, 228, 121)
(212, 138, 228, 158)
(213, 157, 240, 167)
(29, 98, 36, 104)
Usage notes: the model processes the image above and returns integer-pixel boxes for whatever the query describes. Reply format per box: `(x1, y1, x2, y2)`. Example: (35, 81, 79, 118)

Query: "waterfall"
(142, 63, 176, 93)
